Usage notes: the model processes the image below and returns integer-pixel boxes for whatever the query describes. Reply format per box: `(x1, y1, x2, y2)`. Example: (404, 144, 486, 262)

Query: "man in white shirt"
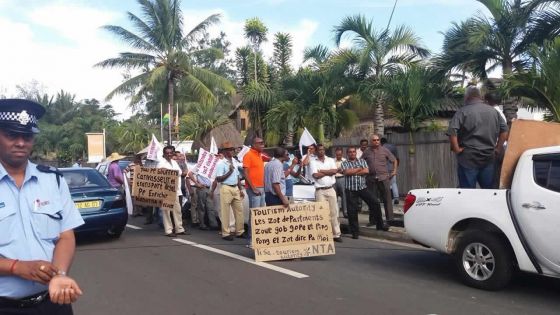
(356, 139, 368, 159)
(157, 145, 188, 237)
(301, 144, 317, 183)
(310, 144, 342, 242)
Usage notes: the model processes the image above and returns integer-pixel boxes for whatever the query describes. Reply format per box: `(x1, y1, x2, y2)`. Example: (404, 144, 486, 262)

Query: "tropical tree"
(333, 14, 429, 135)
(116, 114, 159, 153)
(437, 0, 558, 123)
(179, 101, 230, 148)
(244, 17, 268, 83)
(272, 32, 293, 80)
(503, 38, 560, 122)
(242, 81, 274, 138)
(235, 46, 252, 87)
(96, 0, 234, 144)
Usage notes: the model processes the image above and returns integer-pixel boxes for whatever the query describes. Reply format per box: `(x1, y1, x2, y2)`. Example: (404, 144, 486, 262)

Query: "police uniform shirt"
(0, 161, 84, 299)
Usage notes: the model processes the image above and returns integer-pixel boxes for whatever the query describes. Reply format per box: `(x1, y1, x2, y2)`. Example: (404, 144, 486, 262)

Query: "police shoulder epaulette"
(36, 165, 63, 187)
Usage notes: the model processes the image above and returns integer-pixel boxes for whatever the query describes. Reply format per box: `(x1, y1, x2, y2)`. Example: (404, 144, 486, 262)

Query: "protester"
(106, 152, 126, 188)
(72, 158, 82, 168)
(381, 137, 400, 204)
(216, 142, 245, 241)
(283, 151, 300, 202)
(188, 167, 219, 231)
(157, 145, 189, 237)
(243, 137, 266, 244)
(173, 151, 196, 226)
(356, 139, 368, 159)
(333, 147, 347, 218)
(341, 147, 388, 239)
(310, 144, 343, 242)
(448, 86, 509, 189)
(0, 99, 84, 313)
(264, 148, 290, 206)
(301, 143, 317, 183)
(362, 135, 397, 224)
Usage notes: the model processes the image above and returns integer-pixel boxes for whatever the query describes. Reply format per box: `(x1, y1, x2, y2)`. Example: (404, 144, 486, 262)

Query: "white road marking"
(125, 224, 142, 230)
(172, 238, 309, 279)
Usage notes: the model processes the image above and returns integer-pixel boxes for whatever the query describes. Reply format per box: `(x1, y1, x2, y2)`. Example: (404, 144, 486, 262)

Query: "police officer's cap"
(0, 99, 46, 134)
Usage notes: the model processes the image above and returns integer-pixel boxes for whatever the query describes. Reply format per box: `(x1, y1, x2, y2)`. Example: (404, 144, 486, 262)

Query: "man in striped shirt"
(341, 147, 389, 239)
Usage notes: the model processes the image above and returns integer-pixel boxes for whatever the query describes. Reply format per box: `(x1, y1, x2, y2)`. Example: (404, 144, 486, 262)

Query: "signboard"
(500, 120, 560, 188)
(251, 201, 335, 262)
(146, 134, 162, 161)
(131, 166, 178, 211)
(86, 133, 105, 163)
(193, 148, 220, 179)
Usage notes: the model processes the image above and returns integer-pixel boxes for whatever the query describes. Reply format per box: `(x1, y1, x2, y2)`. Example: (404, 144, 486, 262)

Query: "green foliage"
(244, 17, 268, 49)
(179, 101, 230, 148)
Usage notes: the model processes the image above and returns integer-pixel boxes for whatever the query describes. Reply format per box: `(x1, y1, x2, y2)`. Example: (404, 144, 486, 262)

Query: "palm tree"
(503, 38, 560, 122)
(96, 0, 234, 144)
(242, 81, 274, 138)
(179, 101, 230, 148)
(333, 14, 429, 135)
(235, 46, 252, 87)
(437, 0, 558, 124)
(244, 17, 268, 83)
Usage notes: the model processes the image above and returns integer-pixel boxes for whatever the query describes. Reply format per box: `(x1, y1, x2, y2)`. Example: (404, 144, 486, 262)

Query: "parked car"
(60, 167, 128, 238)
(404, 146, 560, 290)
(95, 159, 132, 177)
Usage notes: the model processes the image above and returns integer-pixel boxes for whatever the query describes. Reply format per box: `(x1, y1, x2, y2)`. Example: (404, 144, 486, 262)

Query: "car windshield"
(61, 169, 111, 189)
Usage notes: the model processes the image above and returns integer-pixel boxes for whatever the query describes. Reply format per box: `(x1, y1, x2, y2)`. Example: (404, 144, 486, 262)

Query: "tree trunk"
(502, 59, 518, 125)
(284, 122, 294, 147)
(253, 50, 258, 83)
(406, 131, 418, 189)
(374, 95, 385, 136)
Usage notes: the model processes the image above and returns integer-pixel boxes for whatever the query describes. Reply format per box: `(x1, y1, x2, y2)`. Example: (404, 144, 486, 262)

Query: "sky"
(0, 0, 486, 119)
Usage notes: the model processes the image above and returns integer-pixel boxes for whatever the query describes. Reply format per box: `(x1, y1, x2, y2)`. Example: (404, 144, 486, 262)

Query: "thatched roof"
(192, 121, 243, 151)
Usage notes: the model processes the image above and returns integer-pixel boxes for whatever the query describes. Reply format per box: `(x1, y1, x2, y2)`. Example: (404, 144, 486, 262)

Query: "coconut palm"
(96, 0, 234, 144)
(333, 14, 429, 135)
(503, 38, 560, 122)
(437, 0, 559, 123)
(244, 17, 268, 82)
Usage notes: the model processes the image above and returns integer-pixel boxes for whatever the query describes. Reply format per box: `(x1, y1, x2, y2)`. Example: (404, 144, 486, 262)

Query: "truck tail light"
(403, 193, 416, 214)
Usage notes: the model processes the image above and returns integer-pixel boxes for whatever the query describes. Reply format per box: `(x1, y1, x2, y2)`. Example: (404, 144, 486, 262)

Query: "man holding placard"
(157, 145, 188, 237)
(310, 144, 342, 243)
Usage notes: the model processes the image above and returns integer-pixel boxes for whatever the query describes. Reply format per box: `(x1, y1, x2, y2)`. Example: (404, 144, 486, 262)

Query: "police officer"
(0, 99, 84, 314)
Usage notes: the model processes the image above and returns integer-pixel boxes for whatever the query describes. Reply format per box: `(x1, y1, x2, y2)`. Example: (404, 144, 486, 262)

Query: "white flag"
(146, 134, 163, 161)
(237, 145, 251, 162)
(210, 136, 218, 154)
(299, 127, 317, 157)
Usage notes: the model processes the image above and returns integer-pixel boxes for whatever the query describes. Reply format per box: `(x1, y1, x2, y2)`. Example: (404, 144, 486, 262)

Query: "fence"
(333, 131, 458, 195)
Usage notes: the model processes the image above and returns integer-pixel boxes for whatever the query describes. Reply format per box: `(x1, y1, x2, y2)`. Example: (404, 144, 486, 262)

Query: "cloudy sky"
(0, 0, 483, 118)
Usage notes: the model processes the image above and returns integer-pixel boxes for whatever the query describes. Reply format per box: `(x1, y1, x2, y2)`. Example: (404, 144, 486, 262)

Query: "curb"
(339, 217, 414, 244)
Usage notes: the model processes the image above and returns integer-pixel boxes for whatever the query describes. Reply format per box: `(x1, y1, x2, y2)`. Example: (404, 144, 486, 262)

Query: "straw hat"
(220, 141, 235, 150)
(107, 152, 127, 162)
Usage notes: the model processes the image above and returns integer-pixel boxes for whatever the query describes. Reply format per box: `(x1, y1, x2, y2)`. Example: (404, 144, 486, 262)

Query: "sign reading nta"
(131, 166, 178, 211)
(251, 201, 335, 262)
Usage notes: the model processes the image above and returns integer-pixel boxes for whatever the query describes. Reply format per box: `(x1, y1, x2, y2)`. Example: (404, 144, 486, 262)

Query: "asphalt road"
(71, 217, 560, 315)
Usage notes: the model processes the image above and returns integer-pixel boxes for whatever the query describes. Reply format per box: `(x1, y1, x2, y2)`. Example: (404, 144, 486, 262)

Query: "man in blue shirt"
(0, 99, 84, 314)
(264, 148, 290, 207)
(215, 142, 245, 241)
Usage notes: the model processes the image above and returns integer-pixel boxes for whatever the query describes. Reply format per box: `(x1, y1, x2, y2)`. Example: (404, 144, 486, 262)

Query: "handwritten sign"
(131, 166, 178, 211)
(251, 201, 335, 262)
(194, 148, 220, 179)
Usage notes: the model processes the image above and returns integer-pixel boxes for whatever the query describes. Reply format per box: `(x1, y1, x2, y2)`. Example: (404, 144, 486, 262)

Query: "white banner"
(194, 148, 220, 180)
(146, 134, 162, 161)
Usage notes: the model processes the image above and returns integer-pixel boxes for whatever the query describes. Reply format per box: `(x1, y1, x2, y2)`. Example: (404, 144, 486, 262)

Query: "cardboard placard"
(193, 148, 220, 180)
(500, 120, 560, 188)
(251, 201, 335, 262)
(131, 166, 178, 211)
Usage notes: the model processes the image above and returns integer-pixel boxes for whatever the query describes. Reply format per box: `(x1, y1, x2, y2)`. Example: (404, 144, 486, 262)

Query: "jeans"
(247, 187, 265, 243)
(196, 186, 218, 229)
(457, 163, 495, 189)
(390, 176, 399, 201)
(334, 176, 347, 215)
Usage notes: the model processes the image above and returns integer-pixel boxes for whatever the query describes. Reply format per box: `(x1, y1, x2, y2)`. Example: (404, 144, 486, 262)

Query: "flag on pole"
(146, 134, 163, 161)
(299, 127, 317, 157)
(210, 136, 218, 154)
(175, 106, 179, 128)
(162, 113, 170, 125)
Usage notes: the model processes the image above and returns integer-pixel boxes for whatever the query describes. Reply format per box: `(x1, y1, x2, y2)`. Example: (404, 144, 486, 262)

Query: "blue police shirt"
(0, 161, 84, 298)
(215, 159, 240, 186)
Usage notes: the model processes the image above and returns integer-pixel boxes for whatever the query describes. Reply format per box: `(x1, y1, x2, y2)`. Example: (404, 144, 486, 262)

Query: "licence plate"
(75, 200, 101, 209)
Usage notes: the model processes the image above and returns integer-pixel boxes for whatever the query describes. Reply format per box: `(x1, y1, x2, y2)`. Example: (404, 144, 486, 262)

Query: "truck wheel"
(454, 230, 513, 290)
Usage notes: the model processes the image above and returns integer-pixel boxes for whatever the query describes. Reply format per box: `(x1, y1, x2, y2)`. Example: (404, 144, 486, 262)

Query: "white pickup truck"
(404, 146, 560, 290)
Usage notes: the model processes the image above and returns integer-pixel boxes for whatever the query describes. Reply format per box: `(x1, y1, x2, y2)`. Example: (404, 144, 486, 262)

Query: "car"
(60, 167, 128, 238)
(95, 159, 132, 177)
